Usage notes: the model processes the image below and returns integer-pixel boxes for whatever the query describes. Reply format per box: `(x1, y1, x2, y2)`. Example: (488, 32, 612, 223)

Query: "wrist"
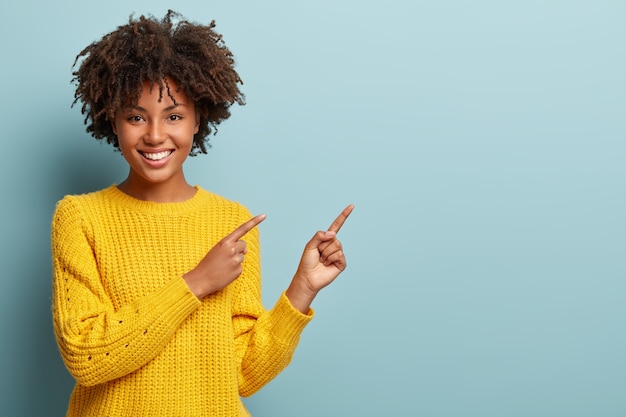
(183, 269, 213, 299)
(285, 274, 318, 314)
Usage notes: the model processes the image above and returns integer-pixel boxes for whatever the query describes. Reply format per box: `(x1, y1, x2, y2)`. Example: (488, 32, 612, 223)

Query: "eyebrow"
(126, 103, 189, 112)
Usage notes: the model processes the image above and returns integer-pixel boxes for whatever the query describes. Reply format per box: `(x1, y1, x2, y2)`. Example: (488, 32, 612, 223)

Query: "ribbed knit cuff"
(266, 292, 314, 344)
(145, 277, 202, 323)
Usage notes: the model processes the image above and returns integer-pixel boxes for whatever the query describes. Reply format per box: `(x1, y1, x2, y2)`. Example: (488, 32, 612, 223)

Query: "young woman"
(52, 10, 353, 416)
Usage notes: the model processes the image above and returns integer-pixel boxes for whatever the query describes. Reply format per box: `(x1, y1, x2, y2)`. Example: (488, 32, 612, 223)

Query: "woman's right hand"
(183, 214, 266, 299)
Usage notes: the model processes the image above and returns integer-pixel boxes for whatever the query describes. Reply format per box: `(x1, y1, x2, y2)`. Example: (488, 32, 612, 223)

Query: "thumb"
(305, 230, 336, 250)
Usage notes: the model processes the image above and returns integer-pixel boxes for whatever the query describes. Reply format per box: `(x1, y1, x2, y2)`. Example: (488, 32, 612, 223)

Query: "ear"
(110, 112, 118, 135)
(194, 111, 200, 135)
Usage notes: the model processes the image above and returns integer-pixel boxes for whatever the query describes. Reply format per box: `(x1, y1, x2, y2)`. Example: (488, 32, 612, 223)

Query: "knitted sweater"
(51, 185, 313, 417)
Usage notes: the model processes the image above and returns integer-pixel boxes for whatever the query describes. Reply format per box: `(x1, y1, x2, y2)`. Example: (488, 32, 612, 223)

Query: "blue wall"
(1, 1, 625, 415)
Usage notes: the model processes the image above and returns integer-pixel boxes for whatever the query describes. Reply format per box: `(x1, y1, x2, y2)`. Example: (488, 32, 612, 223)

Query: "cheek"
(115, 128, 137, 156)
(115, 130, 130, 149)
(179, 125, 198, 150)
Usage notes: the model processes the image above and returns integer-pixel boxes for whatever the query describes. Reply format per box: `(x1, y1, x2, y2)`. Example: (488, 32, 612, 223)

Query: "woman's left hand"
(286, 204, 354, 313)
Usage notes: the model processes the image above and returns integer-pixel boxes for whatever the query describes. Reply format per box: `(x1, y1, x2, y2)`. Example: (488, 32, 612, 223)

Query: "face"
(112, 77, 200, 197)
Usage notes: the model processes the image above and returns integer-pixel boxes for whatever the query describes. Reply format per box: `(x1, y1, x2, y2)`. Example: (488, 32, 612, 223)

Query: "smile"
(140, 151, 173, 161)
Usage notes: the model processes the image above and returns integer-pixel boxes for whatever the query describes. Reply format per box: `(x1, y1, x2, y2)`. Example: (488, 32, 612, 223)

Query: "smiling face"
(112, 78, 200, 201)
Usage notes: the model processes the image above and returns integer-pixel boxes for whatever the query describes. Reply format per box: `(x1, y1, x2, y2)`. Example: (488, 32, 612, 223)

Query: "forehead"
(118, 77, 191, 110)
(139, 78, 188, 101)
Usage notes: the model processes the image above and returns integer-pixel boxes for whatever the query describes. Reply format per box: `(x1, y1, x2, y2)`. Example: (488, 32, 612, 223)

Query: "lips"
(140, 150, 173, 161)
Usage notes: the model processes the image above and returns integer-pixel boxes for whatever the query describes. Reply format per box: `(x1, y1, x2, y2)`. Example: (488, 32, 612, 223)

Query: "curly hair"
(72, 10, 245, 155)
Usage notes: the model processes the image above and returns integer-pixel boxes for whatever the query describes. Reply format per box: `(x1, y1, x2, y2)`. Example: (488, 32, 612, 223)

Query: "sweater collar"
(105, 184, 212, 215)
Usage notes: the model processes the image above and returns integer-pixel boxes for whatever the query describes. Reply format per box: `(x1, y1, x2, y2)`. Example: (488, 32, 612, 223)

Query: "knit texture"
(51, 185, 313, 417)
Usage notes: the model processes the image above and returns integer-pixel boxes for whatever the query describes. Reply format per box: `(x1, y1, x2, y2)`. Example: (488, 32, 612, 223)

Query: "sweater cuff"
(143, 276, 202, 321)
(266, 292, 314, 344)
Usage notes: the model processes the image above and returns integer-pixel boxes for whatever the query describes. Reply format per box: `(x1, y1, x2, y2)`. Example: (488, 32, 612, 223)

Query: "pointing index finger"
(328, 204, 354, 233)
(228, 214, 266, 241)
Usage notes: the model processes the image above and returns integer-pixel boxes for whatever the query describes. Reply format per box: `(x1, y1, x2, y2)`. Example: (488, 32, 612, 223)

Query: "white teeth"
(143, 151, 172, 161)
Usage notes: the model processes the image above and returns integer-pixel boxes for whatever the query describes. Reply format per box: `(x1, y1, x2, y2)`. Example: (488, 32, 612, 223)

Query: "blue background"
(1, 1, 625, 416)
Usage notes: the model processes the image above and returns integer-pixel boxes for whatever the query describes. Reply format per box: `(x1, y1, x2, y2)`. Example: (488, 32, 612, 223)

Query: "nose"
(144, 121, 167, 145)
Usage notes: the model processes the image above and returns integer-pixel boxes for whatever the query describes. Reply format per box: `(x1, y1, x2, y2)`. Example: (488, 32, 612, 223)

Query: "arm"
(232, 205, 354, 396)
(229, 223, 313, 397)
(51, 197, 201, 386)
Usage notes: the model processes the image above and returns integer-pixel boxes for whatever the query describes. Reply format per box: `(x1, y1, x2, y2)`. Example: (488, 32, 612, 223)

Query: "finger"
(322, 251, 346, 270)
(227, 214, 266, 242)
(232, 240, 247, 255)
(319, 239, 342, 262)
(318, 235, 341, 254)
(305, 230, 337, 251)
(328, 205, 354, 234)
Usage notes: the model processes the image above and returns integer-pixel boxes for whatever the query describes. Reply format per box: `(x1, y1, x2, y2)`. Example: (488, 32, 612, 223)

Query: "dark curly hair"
(72, 10, 245, 155)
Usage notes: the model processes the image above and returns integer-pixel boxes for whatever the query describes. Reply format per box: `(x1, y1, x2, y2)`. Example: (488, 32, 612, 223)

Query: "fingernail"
(325, 231, 336, 237)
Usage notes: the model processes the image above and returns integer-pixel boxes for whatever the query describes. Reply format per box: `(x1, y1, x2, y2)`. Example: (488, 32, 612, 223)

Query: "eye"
(126, 115, 144, 123)
(168, 114, 183, 122)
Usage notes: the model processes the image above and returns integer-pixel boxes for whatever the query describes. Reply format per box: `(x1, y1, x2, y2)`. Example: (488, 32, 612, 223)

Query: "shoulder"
(52, 186, 115, 233)
(53, 187, 113, 217)
(194, 187, 258, 237)
(195, 186, 253, 217)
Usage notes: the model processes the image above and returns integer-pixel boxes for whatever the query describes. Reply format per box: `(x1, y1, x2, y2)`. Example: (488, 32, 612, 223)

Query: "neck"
(118, 174, 196, 203)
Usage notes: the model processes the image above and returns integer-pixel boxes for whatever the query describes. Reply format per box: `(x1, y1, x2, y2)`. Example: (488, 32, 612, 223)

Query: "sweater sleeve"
(230, 222, 314, 397)
(51, 197, 201, 387)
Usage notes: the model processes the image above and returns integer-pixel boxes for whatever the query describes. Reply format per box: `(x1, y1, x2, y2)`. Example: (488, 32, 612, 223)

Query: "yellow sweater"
(51, 185, 313, 417)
